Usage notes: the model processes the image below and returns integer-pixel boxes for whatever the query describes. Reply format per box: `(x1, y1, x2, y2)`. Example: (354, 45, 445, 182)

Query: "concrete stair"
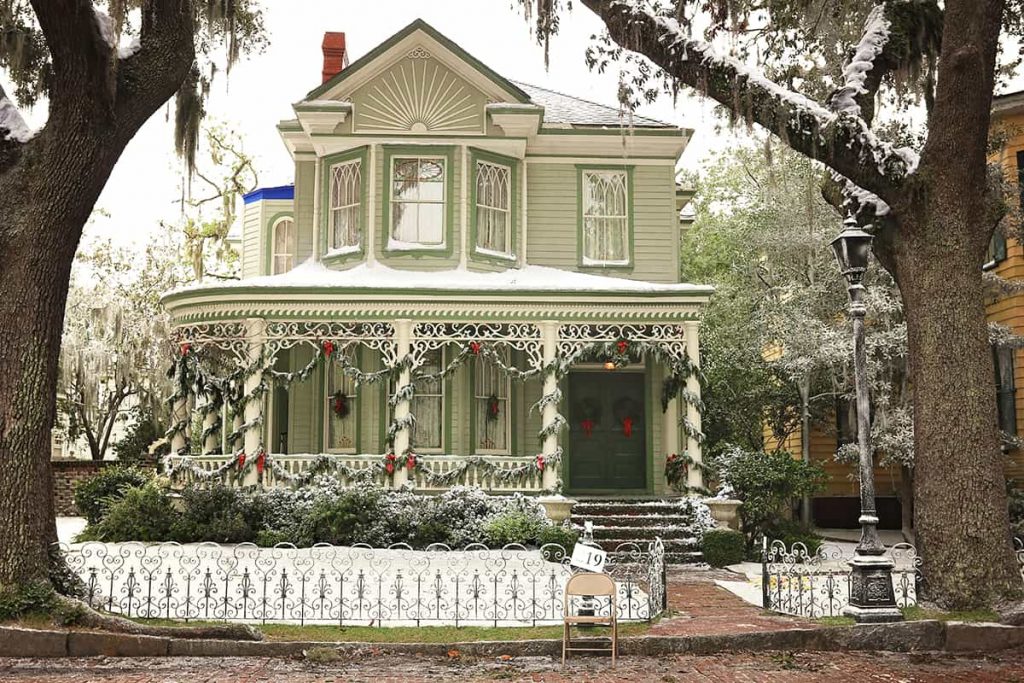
(570, 498, 704, 565)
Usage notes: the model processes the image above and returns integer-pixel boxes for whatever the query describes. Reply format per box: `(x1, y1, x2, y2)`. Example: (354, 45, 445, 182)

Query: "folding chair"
(562, 572, 617, 666)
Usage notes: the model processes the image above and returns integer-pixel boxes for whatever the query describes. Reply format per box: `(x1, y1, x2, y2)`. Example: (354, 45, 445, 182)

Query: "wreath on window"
(330, 391, 350, 419)
(577, 397, 602, 437)
(486, 394, 501, 422)
(612, 396, 640, 438)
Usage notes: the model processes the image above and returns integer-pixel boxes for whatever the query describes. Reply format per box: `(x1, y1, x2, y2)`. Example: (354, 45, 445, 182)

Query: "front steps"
(570, 498, 704, 564)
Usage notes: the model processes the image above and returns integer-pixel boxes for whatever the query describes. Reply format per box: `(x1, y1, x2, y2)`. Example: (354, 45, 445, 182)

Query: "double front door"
(567, 370, 647, 492)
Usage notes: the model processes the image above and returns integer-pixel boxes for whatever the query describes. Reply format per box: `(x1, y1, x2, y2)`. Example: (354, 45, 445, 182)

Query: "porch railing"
(166, 453, 546, 493)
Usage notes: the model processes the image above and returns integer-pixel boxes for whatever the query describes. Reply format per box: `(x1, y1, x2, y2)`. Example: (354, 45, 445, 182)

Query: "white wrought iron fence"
(59, 539, 665, 627)
(761, 539, 921, 619)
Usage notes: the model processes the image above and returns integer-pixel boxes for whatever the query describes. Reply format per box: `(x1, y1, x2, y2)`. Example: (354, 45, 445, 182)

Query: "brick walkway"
(1, 650, 1023, 682)
(648, 567, 816, 637)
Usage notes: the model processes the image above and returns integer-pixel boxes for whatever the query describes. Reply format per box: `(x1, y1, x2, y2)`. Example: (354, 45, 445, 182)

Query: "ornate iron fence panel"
(60, 539, 665, 627)
(761, 539, 921, 619)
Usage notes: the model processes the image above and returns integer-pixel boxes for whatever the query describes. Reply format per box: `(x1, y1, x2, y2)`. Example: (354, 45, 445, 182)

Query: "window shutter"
(994, 345, 1018, 436)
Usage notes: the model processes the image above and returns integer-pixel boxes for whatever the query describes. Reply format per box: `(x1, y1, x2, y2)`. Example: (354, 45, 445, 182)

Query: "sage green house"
(161, 20, 712, 501)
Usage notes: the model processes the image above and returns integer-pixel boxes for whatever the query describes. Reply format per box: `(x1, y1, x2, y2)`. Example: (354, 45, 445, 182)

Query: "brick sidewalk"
(1, 650, 1023, 682)
(648, 567, 817, 637)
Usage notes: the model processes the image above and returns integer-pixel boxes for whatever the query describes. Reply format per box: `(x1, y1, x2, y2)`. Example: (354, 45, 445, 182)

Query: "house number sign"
(570, 543, 608, 573)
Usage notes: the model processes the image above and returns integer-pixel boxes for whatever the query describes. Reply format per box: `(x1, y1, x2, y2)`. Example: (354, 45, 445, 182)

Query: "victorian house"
(161, 20, 711, 512)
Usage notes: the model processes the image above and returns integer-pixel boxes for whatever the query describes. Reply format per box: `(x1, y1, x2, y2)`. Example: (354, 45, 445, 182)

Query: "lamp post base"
(842, 553, 904, 624)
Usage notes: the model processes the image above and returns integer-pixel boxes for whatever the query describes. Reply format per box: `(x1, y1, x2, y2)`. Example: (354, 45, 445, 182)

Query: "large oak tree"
(0, 0, 261, 594)
(522, 0, 1021, 608)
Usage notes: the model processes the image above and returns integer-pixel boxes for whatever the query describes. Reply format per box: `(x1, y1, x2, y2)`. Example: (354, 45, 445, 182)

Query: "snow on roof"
(168, 260, 712, 296)
(512, 81, 672, 128)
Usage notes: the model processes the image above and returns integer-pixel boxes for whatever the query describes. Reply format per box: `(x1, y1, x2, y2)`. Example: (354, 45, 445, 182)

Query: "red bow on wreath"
(237, 452, 246, 470)
(486, 394, 500, 422)
(535, 454, 545, 471)
(322, 340, 335, 358)
(406, 453, 417, 471)
(622, 416, 634, 438)
(255, 450, 266, 475)
(616, 340, 628, 355)
(331, 391, 350, 419)
(581, 419, 595, 437)
(469, 341, 481, 355)
(180, 343, 191, 357)
(385, 453, 397, 474)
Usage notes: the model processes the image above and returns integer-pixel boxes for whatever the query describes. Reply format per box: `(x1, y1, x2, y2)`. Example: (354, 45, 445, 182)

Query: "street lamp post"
(830, 215, 903, 624)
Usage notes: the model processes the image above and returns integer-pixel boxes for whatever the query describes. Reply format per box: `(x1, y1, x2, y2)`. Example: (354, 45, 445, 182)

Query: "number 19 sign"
(570, 543, 608, 573)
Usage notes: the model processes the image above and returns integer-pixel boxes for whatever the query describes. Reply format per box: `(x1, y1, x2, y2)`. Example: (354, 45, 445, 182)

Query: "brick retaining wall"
(51, 459, 155, 516)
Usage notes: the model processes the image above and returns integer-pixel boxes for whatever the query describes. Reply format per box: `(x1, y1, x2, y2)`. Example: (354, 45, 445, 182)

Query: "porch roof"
(162, 261, 713, 325)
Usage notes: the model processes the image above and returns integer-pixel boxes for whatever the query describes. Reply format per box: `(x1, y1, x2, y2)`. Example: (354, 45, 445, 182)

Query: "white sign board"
(569, 543, 608, 573)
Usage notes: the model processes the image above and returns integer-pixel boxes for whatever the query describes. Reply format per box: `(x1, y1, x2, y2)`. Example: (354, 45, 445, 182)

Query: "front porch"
(161, 277, 709, 501)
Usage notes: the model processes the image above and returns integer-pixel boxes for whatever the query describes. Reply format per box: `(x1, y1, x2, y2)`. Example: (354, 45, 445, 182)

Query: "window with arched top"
(271, 217, 296, 274)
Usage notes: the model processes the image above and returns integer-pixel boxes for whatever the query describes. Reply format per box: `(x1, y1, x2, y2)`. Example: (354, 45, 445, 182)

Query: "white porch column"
(242, 317, 267, 487)
(201, 395, 220, 455)
(169, 393, 189, 455)
(683, 320, 704, 491)
(391, 318, 414, 489)
(540, 320, 560, 491)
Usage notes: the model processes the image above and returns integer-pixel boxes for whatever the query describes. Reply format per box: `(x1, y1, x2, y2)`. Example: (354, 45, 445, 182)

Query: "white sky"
(12, 0, 736, 250)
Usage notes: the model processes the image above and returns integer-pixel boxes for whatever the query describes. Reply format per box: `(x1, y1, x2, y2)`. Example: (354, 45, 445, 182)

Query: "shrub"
(171, 486, 264, 544)
(113, 407, 168, 463)
(0, 581, 56, 621)
(764, 519, 823, 557)
(700, 528, 745, 567)
(79, 483, 176, 542)
(73, 465, 152, 525)
(537, 524, 579, 550)
(483, 511, 545, 547)
(714, 446, 824, 549)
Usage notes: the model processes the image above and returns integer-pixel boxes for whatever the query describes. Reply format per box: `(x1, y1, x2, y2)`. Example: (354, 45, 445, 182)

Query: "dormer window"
(474, 160, 511, 256)
(579, 167, 633, 268)
(390, 156, 447, 248)
(329, 158, 361, 252)
(271, 217, 296, 274)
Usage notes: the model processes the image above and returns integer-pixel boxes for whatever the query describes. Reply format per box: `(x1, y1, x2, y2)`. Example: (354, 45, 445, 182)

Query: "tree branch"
(582, 0, 917, 206)
(28, 0, 115, 109)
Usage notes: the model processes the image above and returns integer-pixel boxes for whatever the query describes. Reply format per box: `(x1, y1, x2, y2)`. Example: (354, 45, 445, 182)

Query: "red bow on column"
(180, 343, 191, 356)
(535, 454, 545, 471)
(237, 452, 246, 470)
(385, 453, 397, 474)
(622, 417, 634, 438)
(581, 419, 595, 437)
(255, 450, 266, 475)
(406, 453, 417, 471)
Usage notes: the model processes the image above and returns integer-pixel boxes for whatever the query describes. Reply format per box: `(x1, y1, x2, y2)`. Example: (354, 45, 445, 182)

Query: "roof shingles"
(512, 80, 671, 127)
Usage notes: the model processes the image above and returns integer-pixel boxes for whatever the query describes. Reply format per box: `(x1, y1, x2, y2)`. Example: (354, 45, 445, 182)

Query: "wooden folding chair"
(562, 572, 617, 666)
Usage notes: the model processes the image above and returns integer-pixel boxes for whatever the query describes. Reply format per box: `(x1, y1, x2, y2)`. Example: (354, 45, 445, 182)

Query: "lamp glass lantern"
(830, 220, 873, 285)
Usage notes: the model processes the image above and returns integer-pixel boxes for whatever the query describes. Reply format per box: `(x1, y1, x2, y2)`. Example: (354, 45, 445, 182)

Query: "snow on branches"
(830, 4, 891, 117)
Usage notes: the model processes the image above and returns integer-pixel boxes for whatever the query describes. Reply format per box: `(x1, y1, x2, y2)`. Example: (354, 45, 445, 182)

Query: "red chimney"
(321, 32, 347, 84)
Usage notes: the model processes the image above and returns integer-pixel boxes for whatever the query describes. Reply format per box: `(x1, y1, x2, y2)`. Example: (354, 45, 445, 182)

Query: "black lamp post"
(830, 214, 902, 623)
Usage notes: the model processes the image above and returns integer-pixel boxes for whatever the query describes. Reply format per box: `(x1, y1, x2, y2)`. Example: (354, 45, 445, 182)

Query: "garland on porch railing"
(407, 448, 563, 488)
(165, 449, 246, 485)
(261, 452, 390, 487)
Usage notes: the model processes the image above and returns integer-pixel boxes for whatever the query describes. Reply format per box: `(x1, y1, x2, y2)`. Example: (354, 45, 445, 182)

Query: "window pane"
(582, 171, 628, 263)
(390, 157, 446, 246)
(330, 160, 361, 250)
(474, 352, 509, 453)
(411, 349, 444, 451)
(476, 162, 511, 253)
(272, 219, 295, 275)
(417, 203, 444, 243)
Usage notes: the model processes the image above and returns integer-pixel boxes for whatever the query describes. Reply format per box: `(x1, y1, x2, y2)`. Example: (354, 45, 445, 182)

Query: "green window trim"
(575, 164, 636, 271)
(469, 147, 519, 267)
(319, 146, 369, 266)
(380, 144, 457, 258)
(264, 211, 296, 276)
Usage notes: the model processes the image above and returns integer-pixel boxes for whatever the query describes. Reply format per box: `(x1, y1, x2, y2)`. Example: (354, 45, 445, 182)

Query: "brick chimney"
(321, 32, 347, 84)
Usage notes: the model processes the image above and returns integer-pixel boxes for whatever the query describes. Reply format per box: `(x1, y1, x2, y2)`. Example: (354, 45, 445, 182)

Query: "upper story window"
(329, 159, 361, 252)
(271, 217, 296, 274)
(391, 157, 446, 247)
(580, 168, 631, 267)
(475, 161, 511, 256)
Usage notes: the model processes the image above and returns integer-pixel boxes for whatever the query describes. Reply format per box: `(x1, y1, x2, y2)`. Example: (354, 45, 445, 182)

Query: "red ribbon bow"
(622, 417, 634, 438)
(581, 419, 595, 437)
(469, 342, 481, 355)
(535, 454, 545, 471)
(406, 453, 417, 471)
(237, 452, 246, 469)
(385, 453, 397, 474)
(667, 453, 677, 462)
(180, 343, 191, 357)
(616, 340, 628, 354)
(322, 340, 335, 357)
(255, 451, 266, 475)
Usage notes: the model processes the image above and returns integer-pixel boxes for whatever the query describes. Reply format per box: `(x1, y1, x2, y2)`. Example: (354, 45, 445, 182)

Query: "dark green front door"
(567, 371, 647, 492)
